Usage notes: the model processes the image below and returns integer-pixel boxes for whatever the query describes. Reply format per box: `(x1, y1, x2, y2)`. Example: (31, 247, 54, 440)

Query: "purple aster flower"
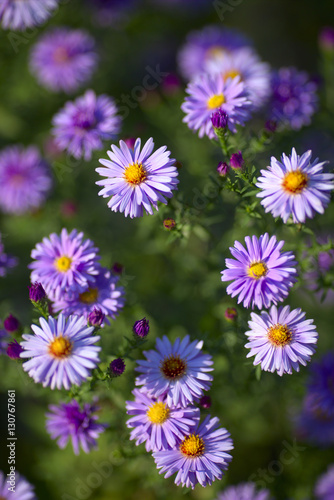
(216, 482, 272, 500)
(46, 399, 106, 455)
(110, 357, 125, 376)
(269, 67, 318, 130)
(0, 233, 17, 277)
(178, 25, 250, 80)
(126, 389, 200, 452)
(207, 48, 271, 110)
(20, 314, 101, 390)
(29, 282, 47, 303)
(315, 464, 334, 500)
(181, 73, 251, 138)
(221, 234, 297, 310)
(30, 28, 97, 93)
(0, 145, 52, 215)
(52, 267, 124, 326)
(7, 339, 24, 359)
(133, 317, 149, 338)
(29, 228, 100, 301)
(294, 394, 334, 447)
(0, 470, 36, 499)
(256, 148, 334, 224)
(135, 335, 213, 407)
(0, 0, 58, 31)
(96, 138, 179, 218)
(52, 90, 121, 161)
(245, 305, 318, 376)
(153, 415, 233, 489)
(307, 352, 334, 416)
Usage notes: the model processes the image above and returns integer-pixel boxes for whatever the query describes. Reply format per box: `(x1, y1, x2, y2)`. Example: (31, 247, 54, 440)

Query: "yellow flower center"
(223, 69, 241, 81)
(180, 434, 205, 457)
(207, 93, 225, 109)
(49, 336, 73, 358)
(267, 324, 292, 347)
(146, 402, 170, 424)
(55, 256, 72, 272)
(160, 354, 187, 380)
(282, 170, 308, 194)
(79, 287, 99, 304)
(248, 262, 268, 279)
(124, 162, 147, 185)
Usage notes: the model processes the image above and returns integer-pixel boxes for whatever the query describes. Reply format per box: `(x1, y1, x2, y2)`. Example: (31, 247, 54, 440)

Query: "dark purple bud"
(7, 340, 24, 360)
(88, 308, 105, 327)
(224, 307, 238, 321)
(110, 358, 125, 377)
(112, 262, 124, 275)
(123, 137, 136, 150)
(319, 26, 334, 51)
(163, 218, 176, 230)
(264, 120, 277, 133)
(61, 200, 77, 218)
(4, 314, 20, 333)
(199, 395, 212, 409)
(133, 317, 150, 338)
(211, 109, 228, 129)
(230, 151, 244, 170)
(29, 282, 47, 302)
(174, 161, 183, 170)
(217, 161, 230, 177)
(162, 73, 181, 95)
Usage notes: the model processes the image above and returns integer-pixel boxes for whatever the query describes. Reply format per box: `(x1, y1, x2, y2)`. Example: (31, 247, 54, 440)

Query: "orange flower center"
(282, 170, 308, 194)
(267, 324, 292, 347)
(180, 434, 205, 457)
(79, 287, 99, 304)
(223, 69, 241, 81)
(49, 336, 73, 358)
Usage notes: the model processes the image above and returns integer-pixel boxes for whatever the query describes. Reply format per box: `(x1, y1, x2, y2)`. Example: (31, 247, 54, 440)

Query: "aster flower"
(96, 138, 179, 218)
(256, 148, 334, 224)
(0, 145, 52, 215)
(307, 352, 334, 416)
(52, 267, 124, 325)
(206, 48, 271, 109)
(29, 228, 100, 301)
(294, 394, 334, 447)
(20, 314, 101, 390)
(46, 399, 106, 455)
(178, 25, 250, 80)
(135, 335, 213, 407)
(153, 415, 233, 489)
(221, 234, 297, 310)
(0, 470, 36, 499)
(0, 0, 58, 30)
(0, 232, 17, 277)
(181, 73, 251, 138)
(315, 464, 334, 500)
(216, 482, 272, 500)
(269, 67, 318, 130)
(126, 389, 199, 452)
(30, 28, 97, 93)
(245, 305, 318, 376)
(52, 90, 121, 161)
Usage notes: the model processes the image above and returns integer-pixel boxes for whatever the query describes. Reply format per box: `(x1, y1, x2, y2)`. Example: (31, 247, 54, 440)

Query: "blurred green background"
(0, 0, 334, 498)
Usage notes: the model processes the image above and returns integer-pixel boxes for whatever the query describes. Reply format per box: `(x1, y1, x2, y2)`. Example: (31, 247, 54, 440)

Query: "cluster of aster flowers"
(126, 335, 234, 489)
(221, 233, 318, 376)
(28, 228, 124, 325)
